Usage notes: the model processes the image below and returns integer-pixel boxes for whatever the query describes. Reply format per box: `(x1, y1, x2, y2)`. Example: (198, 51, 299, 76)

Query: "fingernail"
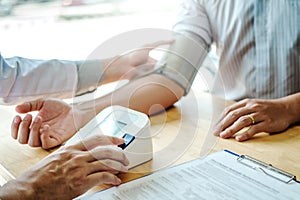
(116, 178, 122, 185)
(24, 114, 31, 121)
(34, 116, 41, 123)
(14, 116, 20, 123)
(219, 132, 226, 138)
(119, 138, 125, 143)
(113, 137, 124, 145)
(235, 135, 244, 142)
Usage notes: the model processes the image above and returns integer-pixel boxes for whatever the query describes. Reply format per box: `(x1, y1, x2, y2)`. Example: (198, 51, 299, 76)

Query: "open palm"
(12, 99, 88, 149)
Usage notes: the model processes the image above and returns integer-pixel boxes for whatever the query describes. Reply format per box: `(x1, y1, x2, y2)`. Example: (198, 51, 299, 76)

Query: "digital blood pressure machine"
(66, 106, 152, 169)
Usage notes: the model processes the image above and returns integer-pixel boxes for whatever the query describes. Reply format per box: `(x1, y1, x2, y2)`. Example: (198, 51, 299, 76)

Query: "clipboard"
(224, 150, 297, 184)
(79, 150, 300, 200)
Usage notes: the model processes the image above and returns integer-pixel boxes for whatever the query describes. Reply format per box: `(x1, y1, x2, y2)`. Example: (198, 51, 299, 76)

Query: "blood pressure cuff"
(154, 32, 209, 95)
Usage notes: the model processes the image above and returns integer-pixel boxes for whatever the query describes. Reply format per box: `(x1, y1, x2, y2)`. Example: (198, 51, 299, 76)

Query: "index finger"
(215, 99, 249, 125)
(71, 135, 125, 151)
(88, 145, 129, 166)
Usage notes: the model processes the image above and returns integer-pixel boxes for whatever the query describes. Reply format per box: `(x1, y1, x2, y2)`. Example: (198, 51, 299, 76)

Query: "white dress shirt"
(173, 0, 300, 100)
(0, 54, 103, 104)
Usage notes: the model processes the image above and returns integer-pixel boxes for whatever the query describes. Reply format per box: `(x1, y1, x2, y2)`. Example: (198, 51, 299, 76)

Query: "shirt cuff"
(75, 60, 104, 96)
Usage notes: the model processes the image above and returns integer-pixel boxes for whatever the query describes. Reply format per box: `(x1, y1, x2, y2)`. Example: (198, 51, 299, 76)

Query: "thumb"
(142, 39, 175, 50)
(15, 99, 44, 113)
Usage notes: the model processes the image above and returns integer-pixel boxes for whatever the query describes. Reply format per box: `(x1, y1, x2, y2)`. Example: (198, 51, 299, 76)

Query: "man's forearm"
(75, 74, 184, 117)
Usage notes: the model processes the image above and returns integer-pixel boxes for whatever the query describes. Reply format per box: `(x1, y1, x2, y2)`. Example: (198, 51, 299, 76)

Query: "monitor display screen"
(95, 113, 127, 137)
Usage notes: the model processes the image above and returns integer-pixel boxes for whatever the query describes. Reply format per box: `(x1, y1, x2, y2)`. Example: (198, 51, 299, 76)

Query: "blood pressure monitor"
(66, 106, 153, 169)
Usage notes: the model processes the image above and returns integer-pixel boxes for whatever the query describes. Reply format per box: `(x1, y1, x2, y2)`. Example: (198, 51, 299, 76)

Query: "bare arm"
(76, 73, 185, 117)
(75, 32, 208, 117)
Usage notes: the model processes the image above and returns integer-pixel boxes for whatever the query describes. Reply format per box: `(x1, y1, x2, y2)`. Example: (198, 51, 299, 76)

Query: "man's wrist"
(0, 180, 32, 200)
(280, 93, 300, 124)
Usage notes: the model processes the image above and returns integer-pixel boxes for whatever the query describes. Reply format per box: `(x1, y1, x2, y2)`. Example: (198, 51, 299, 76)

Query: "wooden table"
(0, 91, 299, 191)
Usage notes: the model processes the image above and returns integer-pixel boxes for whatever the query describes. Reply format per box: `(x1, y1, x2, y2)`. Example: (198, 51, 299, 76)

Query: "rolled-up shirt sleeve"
(0, 53, 103, 104)
(173, 0, 213, 45)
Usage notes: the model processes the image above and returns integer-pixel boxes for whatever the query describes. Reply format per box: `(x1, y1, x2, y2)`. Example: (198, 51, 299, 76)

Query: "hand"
(0, 135, 129, 200)
(103, 40, 173, 83)
(212, 98, 296, 141)
(11, 98, 91, 149)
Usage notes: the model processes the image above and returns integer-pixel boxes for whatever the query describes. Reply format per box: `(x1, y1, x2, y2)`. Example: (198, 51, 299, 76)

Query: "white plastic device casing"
(65, 106, 153, 169)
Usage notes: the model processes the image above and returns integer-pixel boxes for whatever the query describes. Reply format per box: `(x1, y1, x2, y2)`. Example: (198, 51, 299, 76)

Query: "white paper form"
(79, 150, 300, 200)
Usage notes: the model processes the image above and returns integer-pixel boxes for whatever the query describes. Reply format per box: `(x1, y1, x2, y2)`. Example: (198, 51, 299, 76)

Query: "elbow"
(128, 74, 185, 115)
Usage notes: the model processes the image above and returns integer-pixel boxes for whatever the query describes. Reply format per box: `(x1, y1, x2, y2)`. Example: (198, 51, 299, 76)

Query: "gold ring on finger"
(248, 115, 255, 124)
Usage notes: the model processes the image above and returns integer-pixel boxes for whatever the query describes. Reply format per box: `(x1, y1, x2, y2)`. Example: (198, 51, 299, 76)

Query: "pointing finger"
(72, 135, 125, 151)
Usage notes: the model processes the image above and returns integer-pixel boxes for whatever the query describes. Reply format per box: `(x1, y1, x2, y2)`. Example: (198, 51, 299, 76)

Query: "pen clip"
(237, 155, 296, 184)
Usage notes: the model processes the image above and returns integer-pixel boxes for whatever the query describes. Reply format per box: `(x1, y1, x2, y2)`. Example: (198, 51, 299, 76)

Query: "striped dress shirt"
(173, 0, 300, 100)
